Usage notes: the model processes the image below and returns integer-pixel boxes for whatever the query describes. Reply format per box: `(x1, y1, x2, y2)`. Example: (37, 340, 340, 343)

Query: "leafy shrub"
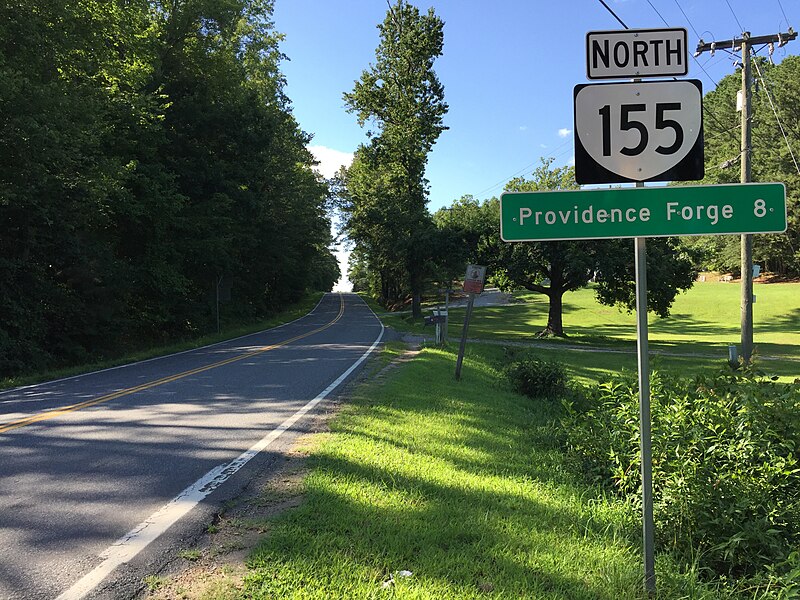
(562, 370, 800, 578)
(505, 354, 567, 399)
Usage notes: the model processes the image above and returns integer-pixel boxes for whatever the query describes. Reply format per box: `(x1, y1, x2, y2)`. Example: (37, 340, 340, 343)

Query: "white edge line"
(0, 293, 330, 398)
(55, 304, 384, 600)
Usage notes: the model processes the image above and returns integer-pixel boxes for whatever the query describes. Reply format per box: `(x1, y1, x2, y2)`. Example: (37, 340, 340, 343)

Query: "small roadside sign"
(456, 265, 486, 380)
(463, 265, 487, 294)
(587, 28, 688, 80)
(574, 79, 704, 184)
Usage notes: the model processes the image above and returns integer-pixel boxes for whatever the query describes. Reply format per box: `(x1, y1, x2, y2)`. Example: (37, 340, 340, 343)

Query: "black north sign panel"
(573, 79, 704, 185)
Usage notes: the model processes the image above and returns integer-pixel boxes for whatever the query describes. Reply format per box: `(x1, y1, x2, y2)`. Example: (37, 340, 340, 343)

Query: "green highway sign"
(500, 182, 786, 242)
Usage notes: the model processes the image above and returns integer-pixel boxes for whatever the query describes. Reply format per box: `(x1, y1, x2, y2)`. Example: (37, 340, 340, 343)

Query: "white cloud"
(308, 145, 355, 292)
(308, 145, 354, 179)
(519, 125, 528, 131)
(539, 143, 548, 149)
(558, 128, 572, 138)
(568, 155, 576, 166)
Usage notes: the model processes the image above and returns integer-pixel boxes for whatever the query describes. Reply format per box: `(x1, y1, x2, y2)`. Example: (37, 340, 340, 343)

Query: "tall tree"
(497, 160, 601, 336)
(437, 160, 696, 337)
(342, 0, 448, 316)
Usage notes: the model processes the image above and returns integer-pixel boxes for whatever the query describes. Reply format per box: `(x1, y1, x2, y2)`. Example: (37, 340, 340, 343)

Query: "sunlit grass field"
(372, 280, 800, 381)
(236, 288, 800, 598)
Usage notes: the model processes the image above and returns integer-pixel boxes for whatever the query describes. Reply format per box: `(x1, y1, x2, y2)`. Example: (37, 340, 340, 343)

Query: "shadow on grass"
(771, 307, 800, 333)
(244, 347, 642, 599)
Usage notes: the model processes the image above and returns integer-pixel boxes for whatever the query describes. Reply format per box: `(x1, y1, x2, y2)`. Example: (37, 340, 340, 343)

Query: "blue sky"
(273, 0, 797, 213)
(271, 1, 797, 290)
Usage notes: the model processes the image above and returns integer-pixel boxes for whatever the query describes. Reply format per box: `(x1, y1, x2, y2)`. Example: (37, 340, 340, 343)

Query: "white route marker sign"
(586, 28, 688, 79)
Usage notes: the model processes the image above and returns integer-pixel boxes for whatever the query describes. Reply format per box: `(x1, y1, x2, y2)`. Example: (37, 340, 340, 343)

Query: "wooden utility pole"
(740, 33, 754, 364)
(695, 28, 796, 365)
(739, 31, 753, 365)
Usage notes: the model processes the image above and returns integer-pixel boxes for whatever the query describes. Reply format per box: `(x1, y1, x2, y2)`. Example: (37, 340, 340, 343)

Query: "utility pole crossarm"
(695, 29, 796, 55)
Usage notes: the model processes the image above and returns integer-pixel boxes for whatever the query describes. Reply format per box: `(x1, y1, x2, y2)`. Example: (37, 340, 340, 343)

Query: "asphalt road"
(0, 293, 383, 599)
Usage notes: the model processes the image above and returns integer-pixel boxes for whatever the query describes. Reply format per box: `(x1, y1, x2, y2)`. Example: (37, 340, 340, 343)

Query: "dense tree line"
(0, 0, 338, 376)
(688, 55, 800, 276)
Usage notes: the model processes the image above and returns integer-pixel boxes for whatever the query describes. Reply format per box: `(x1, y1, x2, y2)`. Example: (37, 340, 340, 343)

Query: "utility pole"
(740, 33, 754, 366)
(695, 28, 796, 365)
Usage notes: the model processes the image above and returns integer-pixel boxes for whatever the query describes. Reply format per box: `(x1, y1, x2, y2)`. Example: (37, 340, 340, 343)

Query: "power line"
(674, 0, 702, 40)
(645, 0, 669, 28)
(777, 0, 791, 27)
(596, 0, 628, 29)
(473, 138, 573, 198)
(751, 57, 800, 174)
(724, 0, 745, 32)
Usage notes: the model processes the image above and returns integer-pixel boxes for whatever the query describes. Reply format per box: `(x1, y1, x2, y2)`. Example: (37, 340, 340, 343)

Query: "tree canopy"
(435, 159, 696, 336)
(0, 0, 338, 376)
(340, 0, 447, 316)
(687, 55, 800, 276)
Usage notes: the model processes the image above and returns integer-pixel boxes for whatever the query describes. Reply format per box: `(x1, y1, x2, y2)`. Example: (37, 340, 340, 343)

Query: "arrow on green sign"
(500, 183, 786, 242)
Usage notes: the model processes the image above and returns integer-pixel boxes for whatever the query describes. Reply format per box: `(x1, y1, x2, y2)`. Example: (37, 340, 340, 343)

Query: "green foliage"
(340, 1, 447, 317)
(682, 235, 743, 274)
(504, 352, 568, 399)
(593, 237, 698, 318)
(701, 56, 800, 276)
(562, 370, 800, 579)
(0, 0, 338, 376)
(434, 159, 696, 335)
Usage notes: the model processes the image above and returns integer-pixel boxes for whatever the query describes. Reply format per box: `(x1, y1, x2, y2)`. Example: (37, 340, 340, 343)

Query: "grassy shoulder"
(1, 292, 325, 390)
(239, 343, 732, 599)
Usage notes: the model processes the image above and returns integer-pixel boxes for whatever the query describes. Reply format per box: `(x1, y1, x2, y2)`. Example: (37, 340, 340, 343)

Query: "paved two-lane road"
(0, 293, 382, 599)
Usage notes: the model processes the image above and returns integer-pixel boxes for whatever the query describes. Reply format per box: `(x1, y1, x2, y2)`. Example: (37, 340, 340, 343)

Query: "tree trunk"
(541, 289, 565, 337)
(380, 274, 389, 308)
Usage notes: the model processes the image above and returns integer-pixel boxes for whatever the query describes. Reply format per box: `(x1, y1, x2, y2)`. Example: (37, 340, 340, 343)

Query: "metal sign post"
(454, 294, 475, 381)
(455, 265, 486, 380)
(634, 185, 656, 594)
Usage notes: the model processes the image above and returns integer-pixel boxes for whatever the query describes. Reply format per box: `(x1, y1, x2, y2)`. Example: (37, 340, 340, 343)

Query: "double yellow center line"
(0, 295, 345, 435)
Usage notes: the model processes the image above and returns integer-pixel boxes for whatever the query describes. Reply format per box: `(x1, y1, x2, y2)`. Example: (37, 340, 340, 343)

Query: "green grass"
(0, 292, 325, 390)
(467, 282, 800, 354)
(370, 281, 800, 381)
(243, 344, 747, 599)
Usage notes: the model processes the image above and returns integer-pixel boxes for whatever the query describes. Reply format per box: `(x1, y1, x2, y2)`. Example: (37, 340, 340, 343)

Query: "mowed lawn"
(406, 280, 800, 381)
